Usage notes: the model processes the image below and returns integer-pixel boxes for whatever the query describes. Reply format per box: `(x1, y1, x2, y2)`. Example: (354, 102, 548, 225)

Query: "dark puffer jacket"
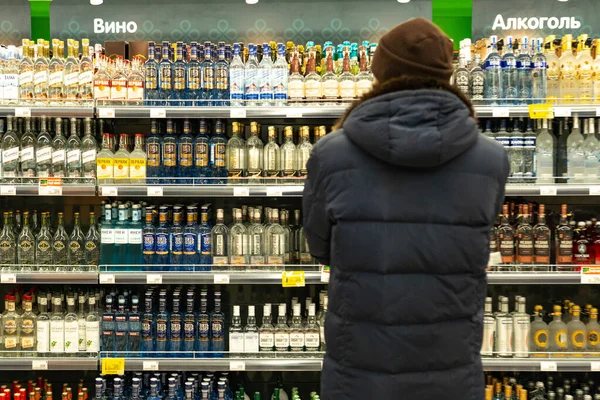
(303, 77, 509, 400)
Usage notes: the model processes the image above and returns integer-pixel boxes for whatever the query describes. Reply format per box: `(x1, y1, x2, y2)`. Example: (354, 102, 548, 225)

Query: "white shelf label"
(492, 107, 510, 118)
(590, 186, 600, 196)
(286, 109, 303, 118)
(233, 186, 250, 197)
(230, 108, 247, 118)
(320, 360, 324, 370)
(150, 108, 167, 118)
(0, 186, 16, 196)
(229, 361, 246, 371)
(147, 186, 164, 197)
(540, 361, 557, 372)
(101, 186, 118, 197)
(591, 361, 600, 371)
(554, 107, 572, 117)
(15, 107, 31, 117)
(266, 187, 283, 197)
(581, 267, 600, 284)
(596, 108, 600, 117)
(32, 360, 48, 370)
(540, 186, 557, 196)
(488, 251, 502, 266)
(143, 361, 159, 371)
(39, 178, 63, 196)
(214, 274, 230, 284)
(98, 108, 115, 118)
(99, 274, 115, 284)
(147, 274, 163, 284)
(0, 274, 16, 284)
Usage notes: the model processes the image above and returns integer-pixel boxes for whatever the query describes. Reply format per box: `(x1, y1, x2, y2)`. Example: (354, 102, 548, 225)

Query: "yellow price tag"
(101, 358, 125, 375)
(282, 271, 306, 287)
(528, 104, 554, 119)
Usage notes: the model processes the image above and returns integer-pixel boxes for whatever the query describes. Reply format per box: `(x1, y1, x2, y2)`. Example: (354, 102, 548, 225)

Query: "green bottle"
(254, 393, 261, 400)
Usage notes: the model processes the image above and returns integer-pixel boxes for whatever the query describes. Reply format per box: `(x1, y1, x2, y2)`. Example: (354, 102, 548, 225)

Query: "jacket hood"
(342, 77, 479, 168)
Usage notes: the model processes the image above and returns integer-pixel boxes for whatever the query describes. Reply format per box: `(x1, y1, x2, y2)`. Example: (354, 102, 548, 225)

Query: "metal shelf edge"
(122, 358, 323, 371)
(482, 358, 600, 372)
(103, 271, 323, 285)
(487, 272, 581, 285)
(0, 357, 99, 370)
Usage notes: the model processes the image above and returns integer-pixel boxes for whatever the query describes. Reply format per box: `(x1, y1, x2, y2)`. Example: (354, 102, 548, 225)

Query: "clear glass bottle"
(567, 305, 586, 355)
(567, 115, 585, 183)
(35, 295, 50, 355)
(101, 295, 115, 355)
(246, 122, 263, 180)
(35, 116, 52, 178)
(214, 47, 229, 106)
(33, 38, 49, 103)
(531, 39, 547, 103)
(185, 42, 201, 106)
(274, 304, 289, 352)
(110, 56, 127, 106)
(244, 44, 259, 105)
(249, 208, 265, 265)
(529, 305, 549, 356)
(549, 305, 568, 354)
(200, 44, 215, 106)
(3, 46, 20, 105)
(1, 116, 19, 180)
(66, 117, 83, 180)
(78, 38, 93, 101)
(280, 127, 297, 179)
(229, 305, 244, 355)
(51, 117, 67, 178)
(229, 208, 248, 268)
(258, 43, 274, 106)
(113, 134, 130, 182)
(296, 126, 313, 178)
(583, 118, 599, 183)
(210, 120, 228, 183)
(321, 46, 338, 103)
(143, 42, 159, 105)
(258, 304, 274, 356)
(19, 39, 34, 103)
(560, 35, 577, 104)
(586, 307, 600, 353)
(469, 54, 485, 105)
(49, 296, 65, 354)
(226, 122, 246, 180)
(161, 120, 177, 183)
(63, 39, 80, 103)
(52, 212, 69, 269)
(289, 303, 305, 353)
(484, 36, 502, 104)
(172, 42, 186, 106)
(158, 41, 173, 105)
(265, 208, 285, 268)
(355, 45, 373, 98)
(84, 212, 100, 269)
(177, 120, 193, 183)
(516, 38, 532, 104)
(338, 47, 356, 101)
(97, 133, 114, 184)
(263, 126, 280, 179)
(229, 43, 245, 106)
(17, 211, 35, 269)
(211, 208, 229, 266)
(241, 305, 259, 354)
(304, 303, 320, 353)
(80, 118, 97, 183)
(0, 212, 16, 269)
(2, 294, 19, 355)
(536, 119, 555, 184)
(19, 293, 36, 357)
(288, 50, 304, 105)
(495, 297, 513, 358)
(304, 47, 322, 103)
(63, 296, 79, 354)
(272, 43, 288, 106)
(513, 297, 530, 358)
(318, 295, 327, 351)
(19, 117, 37, 180)
(68, 212, 85, 268)
(481, 297, 495, 357)
(36, 212, 53, 270)
(48, 39, 64, 103)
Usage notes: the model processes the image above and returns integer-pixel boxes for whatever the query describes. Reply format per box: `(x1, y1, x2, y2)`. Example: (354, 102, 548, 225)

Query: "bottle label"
(110, 78, 127, 100)
(97, 158, 114, 179)
(557, 231, 573, 263)
(20, 146, 34, 162)
(200, 232, 211, 255)
(244, 332, 259, 352)
(67, 150, 81, 164)
(129, 228, 142, 245)
(171, 232, 183, 255)
(216, 66, 228, 90)
(195, 143, 209, 167)
(36, 146, 52, 163)
(114, 228, 128, 244)
(143, 233, 155, 255)
(304, 333, 320, 349)
(147, 144, 160, 167)
(156, 320, 167, 341)
(339, 80, 356, 99)
(187, 67, 201, 90)
(498, 232, 515, 263)
(305, 81, 321, 99)
(82, 149, 96, 164)
(145, 66, 158, 90)
(322, 80, 339, 99)
(512, 317, 529, 356)
(184, 233, 196, 255)
(34, 71, 48, 86)
(534, 230, 550, 263)
(64, 72, 79, 87)
(555, 330, 567, 348)
(288, 80, 304, 99)
(127, 80, 144, 100)
(289, 332, 305, 349)
(78, 318, 87, 351)
(3, 147, 19, 163)
(50, 320, 65, 352)
(130, 158, 146, 178)
(162, 143, 176, 167)
(211, 143, 226, 167)
(197, 319, 210, 340)
(589, 330, 600, 347)
(85, 321, 100, 352)
(229, 332, 245, 352)
(495, 317, 513, 356)
(49, 71, 63, 87)
(142, 320, 152, 340)
(113, 158, 130, 180)
(170, 321, 182, 340)
(211, 320, 223, 339)
(101, 228, 115, 244)
(64, 320, 79, 353)
(259, 332, 274, 349)
(179, 143, 193, 167)
(516, 233, 534, 264)
(19, 71, 33, 85)
(36, 320, 50, 352)
(356, 79, 372, 97)
(79, 71, 93, 85)
(274, 332, 290, 349)
(533, 328, 549, 350)
(93, 80, 110, 100)
(214, 234, 225, 256)
(155, 233, 169, 255)
(184, 321, 195, 340)
(202, 67, 214, 90)
(52, 149, 66, 164)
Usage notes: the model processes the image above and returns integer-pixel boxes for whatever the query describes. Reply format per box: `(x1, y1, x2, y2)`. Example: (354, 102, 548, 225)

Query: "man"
(303, 18, 509, 399)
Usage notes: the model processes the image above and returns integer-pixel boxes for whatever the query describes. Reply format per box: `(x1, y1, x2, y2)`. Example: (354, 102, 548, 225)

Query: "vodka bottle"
(529, 305, 549, 356)
(183, 41, 201, 106)
(64, 296, 79, 354)
(19, 117, 37, 180)
(154, 294, 168, 357)
(193, 119, 210, 182)
(172, 42, 186, 106)
(257, 43, 274, 106)
(36, 212, 53, 269)
(296, 126, 313, 178)
(113, 134, 130, 182)
(200, 44, 215, 106)
(146, 120, 161, 183)
(508, 119, 524, 180)
(229, 43, 245, 106)
(567, 305, 586, 355)
(229, 305, 245, 354)
(169, 207, 184, 267)
(84, 212, 100, 268)
(545, 36, 560, 103)
(33, 38, 49, 103)
(85, 295, 100, 353)
(48, 39, 64, 103)
(549, 305, 568, 354)
(244, 44, 259, 105)
(49, 296, 65, 353)
(36, 295, 50, 355)
(63, 40, 80, 103)
(17, 211, 35, 269)
(210, 120, 228, 183)
(495, 297, 513, 357)
(249, 209, 265, 264)
(583, 118, 599, 183)
(587, 307, 600, 352)
(35, 116, 52, 177)
(97, 133, 114, 183)
(501, 37, 518, 104)
(265, 208, 285, 267)
(455, 54, 470, 98)
(516, 38, 532, 104)
(127, 295, 141, 356)
(263, 126, 280, 178)
(319, 295, 327, 351)
(484, 36, 502, 104)
(536, 119, 554, 183)
(272, 43, 288, 106)
(210, 292, 225, 354)
(53, 212, 69, 267)
(211, 208, 228, 266)
(66, 118, 82, 179)
(567, 115, 585, 183)
(531, 39, 547, 103)
(19, 293, 36, 357)
(576, 35, 594, 104)
(513, 297, 530, 358)
(177, 120, 193, 183)
(110, 57, 128, 106)
(1, 116, 19, 180)
(0, 212, 16, 268)
(144, 42, 159, 105)
(214, 47, 229, 106)
(246, 122, 263, 180)
(158, 41, 173, 105)
(259, 304, 275, 355)
(3, 46, 19, 105)
(560, 35, 577, 104)
(229, 208, 248, 267)
(101, 295, 115, 354)
(243, 305, 259, 353)
(81, 118, 97, 183)
(2, 294, 18, 355)
(51, 117, 67, 177)
(19, 39, 34, 102)
(481, 297, 495, 357)
(226, 122, 246, 179)
(289, 303, 304, 353)
(79, 38, 93, 101)
(169, 295, 183, 356)
(198, 206, 212, 267)
(522, 120, 536, 180)
(280, 127, 297, 178)
(77, 295, 87, 352)
(69, 212, 85, 267)
(594, 38, 600, 104)
(274, 304, 289, 352)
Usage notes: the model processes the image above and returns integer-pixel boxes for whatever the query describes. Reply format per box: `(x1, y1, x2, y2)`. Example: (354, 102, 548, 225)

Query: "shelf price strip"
(581, 267, 600, 284)
(229, 361, 246, 371)
(38, 178, 63, 196)
(32, 360, 48, 370)
(540, 361, 557, 372)
(143, 361, 159, 371)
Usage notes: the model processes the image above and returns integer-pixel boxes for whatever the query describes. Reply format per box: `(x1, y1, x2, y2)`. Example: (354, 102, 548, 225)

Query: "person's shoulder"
(313, 128, 349, 154)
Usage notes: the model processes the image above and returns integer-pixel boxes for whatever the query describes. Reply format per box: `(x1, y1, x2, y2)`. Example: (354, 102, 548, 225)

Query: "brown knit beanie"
(371, 18, 454, 83)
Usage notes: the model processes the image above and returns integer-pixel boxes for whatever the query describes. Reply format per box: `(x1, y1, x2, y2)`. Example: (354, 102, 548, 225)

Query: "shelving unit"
(0, 182, 96, 196)
(120, 356, 324, 372)
(0, 105, 95, 118)
(98, 183, 305, 198)
(481, 358, 600, 372)
(0, 357, 99, 371)
(0, 271, 99, 284)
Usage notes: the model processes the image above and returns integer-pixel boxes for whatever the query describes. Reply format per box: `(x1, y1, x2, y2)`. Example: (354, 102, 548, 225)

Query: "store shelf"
(487, 271, 581, 285)
(474, 105, 599, 118)
(482, 358, 600, 372)
(99, 269, 323, 285)
(98, 183, 305, 197)
(0, 105, 94, 118)
(505, 183, 600, 197)
(0, 182, 96, 196)
(120, 356, 324, 372)
(0, 271, 98, 284)
(0, 357, 99, 371)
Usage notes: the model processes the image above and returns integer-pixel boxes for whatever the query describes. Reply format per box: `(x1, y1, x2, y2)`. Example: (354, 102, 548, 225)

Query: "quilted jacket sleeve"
(302, 145, 332, 266)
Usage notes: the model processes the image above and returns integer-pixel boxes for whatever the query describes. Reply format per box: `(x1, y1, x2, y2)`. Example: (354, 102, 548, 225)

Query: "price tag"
(320, 265, 330, 283)
(147, 274, 163, 284)
(32, 360, 48, 370)
(229, 361, 246, 371)
(233, 187, 250, 197)
(282, 271, 306, 288)
(101, 186, 118, 197)
(230, 108, 247, 118)
(590, 186, 600, 196)
(492, 108, 510, 118)
(214, 274, 230, 284)
(101, 358, 125, 375)
(147, 186, 164, 196)
(596, 108, 600, 117)
(0, 186, 16, 195)
(488, 251, 502, 266)
(540, 186, 557, 196)
(150, 108, 167, 118)
(540, 361, 557, 372)
(143, 361, 159, 371)
(99, 274, 115, 284)
(98, 108, 116, 118)
(286, 109, 303, 118)
(528, 104, 554, 120)
(266, 186, 283, 197)
(554, 107, 572, 117)
(14, 107, 31, 117)
(591, 361, 600, 371)
(320, 360, 324, 370)
(38, 178, 63, 196)
(581, 267, 600, 284)
(1, 274, 16, 284)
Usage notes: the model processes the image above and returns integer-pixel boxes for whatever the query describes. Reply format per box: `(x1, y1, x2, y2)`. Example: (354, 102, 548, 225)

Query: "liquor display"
(0, 289, 99, 356)
(483, 376, 600, 400)
(100, 202, 312, 271)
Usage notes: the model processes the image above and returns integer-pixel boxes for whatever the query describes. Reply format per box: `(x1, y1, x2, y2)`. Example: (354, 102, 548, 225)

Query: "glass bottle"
(63, 39, 80, 103)
(185, 42, 201, 106)
(583, 118, 599, 183)
(495, 297, 513, 358)
(146, 120, 162, 184)
(35, 116, 52, 178)
(142, 209, 156, 266)
(63, 296, 79, 354)
(513, 297, 530, 358)
(549, 305, 568, 354)
(497, 205, 515, 270)
(169, 207, 184, 267)
(271, 43, 288, 106)
(274, 304, 289, 352)
(33, 38, 49, 103)
(84, 212, 100, 269)
(229, 43, 245, 107)
(263, 126, 280, 179)
(97, 133, 114, 184)
(17, 211, 35, 269)
(560, 35, 577, 104)
(258, 43, 274, 106)
(242, 305, 259, 354)
(144, 42, 159, 105)
(228, 208, 248, 268)
(567, 305, 586, 355)
(19, 39, 34, 103)
(80, 117, 97, 183)
(210, 291, 225, 354)
(532, 204, 551, 270)
(35, 295, 50, 356)
(48, 39, 64, 103)
(78, 38, 93, 101)
(355, 45, 373, 98)
(516, 37, 532, 104)
(567, 115, 585, 183)
(226, 122, 246, 180)
(214, 47, 229, 106)
(536, 119, 555, 184)
(101, 295, 115, 355)
(249, 208, 265, 265)
(338, 47, 356, 101)
(288, 50, 304, 105)
(529, 305, 549, 356)
(556, 204, 574, 270)
(258, 304, 275, 356)
(265, 208, 285, 268)
(66, 117, 82, 180)
(52, 212, 69, 269)
(304, 47, 322, 103)
(200, 44, 215, 106)
(49, 296, 65, 354)
(515, 204, 534, 270)
(68, 212, 85, 268)
(161, 120, 177, 183)
(198, 206, 212, 267)
(480, 297, 495, 357)
(1, 116, 19, 181)
(296, 126, 313, 178)
(19, 293, 36, 357)
(244, 44, 259, 105)
(51, 117, 67, 178)
(289, 303, 305, 353)
(280, 127, 297, 179)
(113, 134, 130, 182)
(586, 307, 600, 353)
(211, 209, 228, 266)
(246, 121, 263, 180)
(2, 294, 19, 355)
(229, 305, 244, 355)
(210, 120, 228, 183)
(321, 46, 338, 103)
(531, 39, 547, 103)
(177, 120, 193, 183)
(194, 119, 210, 183)
(36, 212, 53, 270)
(19, 117, 37, 181)
(172, 42, 186, 106)
(158, 41, 173, 105)
(484, 36, 502, 105)
(0, 212, 16, 269)
(128, 133, 146, 184)
(154, 207, 170, 268)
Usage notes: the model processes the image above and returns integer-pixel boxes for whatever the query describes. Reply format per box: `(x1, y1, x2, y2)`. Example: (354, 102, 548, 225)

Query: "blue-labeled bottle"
(210, 291, 225, 357)
(102, 295, 116, 355)
(172, 42, 186, 107)
(194, 119, 211, 184)
(200, 42, 215, 106)
(142, 209, 156, 268)
(141, 295, 155, 357)
(162, 120, 178, 184)
(186, 42, 201, 106)
(198, 207, 212, 268)
(196, 290, 210, 356)
(501, 36, 518, 105)
(178, 120, 194, 183)
(244, 44, 259, 105)
(115, 295, 128, 356)
(209, 120, 227, 184)
(169, 206, 184, 269)
(259, 43, 274, 106)
(183, 207, 198, 268)
(183, 293, 196, 356)
(516, 37, 532, 105)
(229, 43, 245, 107)
(100, 204, 115, 266)
(144, 42, 159, 106)
(531, 39, 547, 104)
(128, 295, 141, 357)
(129, 204, 143, 267)
(155, 207, 170, 269)
(484, 35, 502, 105)
(214, 47, 229, 106)
(272, 43, 288, 107)
(155, 294, 169, 357)
(146, 120, 162, 184)
(158, 41, 173, 106)
(169, 295, 183, 357)
(114, 204, 129, 270)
